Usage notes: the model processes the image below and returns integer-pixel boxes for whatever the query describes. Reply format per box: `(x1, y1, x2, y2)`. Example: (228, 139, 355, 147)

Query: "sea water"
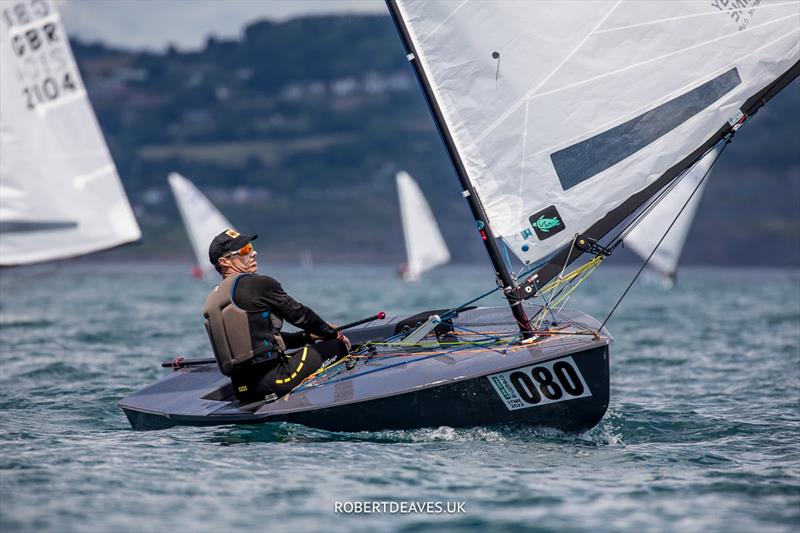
(0, 262, 798, 532)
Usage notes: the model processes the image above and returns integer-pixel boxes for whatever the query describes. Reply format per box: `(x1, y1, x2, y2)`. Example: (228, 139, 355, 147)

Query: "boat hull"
(120, 306, 611, 433)
(272, 345, 608, 433)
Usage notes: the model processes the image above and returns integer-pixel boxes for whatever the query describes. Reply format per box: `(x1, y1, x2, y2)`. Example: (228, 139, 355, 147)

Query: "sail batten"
(390, 0, 799, 293)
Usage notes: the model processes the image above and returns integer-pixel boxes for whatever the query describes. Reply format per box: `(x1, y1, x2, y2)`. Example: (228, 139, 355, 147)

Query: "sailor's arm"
(281, 331, 311, 349)
(254, 277, 338, 339)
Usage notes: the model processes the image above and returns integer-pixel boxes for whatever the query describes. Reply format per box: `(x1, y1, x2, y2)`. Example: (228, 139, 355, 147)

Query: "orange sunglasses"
(223, 242, 253, 258)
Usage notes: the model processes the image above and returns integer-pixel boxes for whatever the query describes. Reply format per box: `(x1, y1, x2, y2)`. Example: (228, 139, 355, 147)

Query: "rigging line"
(598, 140, 720, 252)
(608, 139, 722, 249)
(606, 160, 692, 248)
(535, 258, 604, 333)
(595, 138, 730, 335)
(553, 233, 580, 285)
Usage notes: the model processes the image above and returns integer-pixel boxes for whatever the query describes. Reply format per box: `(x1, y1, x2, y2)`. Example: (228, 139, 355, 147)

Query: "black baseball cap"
(208, 229, 258, 266)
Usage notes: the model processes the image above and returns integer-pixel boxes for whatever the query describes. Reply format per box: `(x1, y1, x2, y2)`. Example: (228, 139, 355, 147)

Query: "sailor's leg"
(261, 340, 348, 397)
(311, 339, 349, 367)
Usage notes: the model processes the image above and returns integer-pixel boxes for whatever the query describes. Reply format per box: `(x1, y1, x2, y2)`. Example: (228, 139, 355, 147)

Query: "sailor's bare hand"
(338, 332, 352, 352)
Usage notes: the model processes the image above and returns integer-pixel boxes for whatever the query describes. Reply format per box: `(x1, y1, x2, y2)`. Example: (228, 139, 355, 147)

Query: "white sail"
(625, 145, 720, 282)
(392, 0, 799, 269)
(397, 171, 450, 280)
(168, 172, 233, 278)
(0, 0, 140, 265)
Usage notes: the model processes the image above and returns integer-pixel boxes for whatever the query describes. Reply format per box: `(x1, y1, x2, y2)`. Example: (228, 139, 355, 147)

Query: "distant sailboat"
(168, 172, 233, 278)
(300, 250, 314, 270)
(396, 171, 450, 280)
(0, 0, 140, 265)
(625, 146, 720, 285)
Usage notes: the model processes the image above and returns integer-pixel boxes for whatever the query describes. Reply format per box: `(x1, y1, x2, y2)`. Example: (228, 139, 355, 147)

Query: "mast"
(386, 0, 533, 337)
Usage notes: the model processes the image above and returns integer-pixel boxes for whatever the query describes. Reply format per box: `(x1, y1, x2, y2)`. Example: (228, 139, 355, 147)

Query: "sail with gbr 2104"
(118, 1, 799, 432)
(0, 0, 141, 265)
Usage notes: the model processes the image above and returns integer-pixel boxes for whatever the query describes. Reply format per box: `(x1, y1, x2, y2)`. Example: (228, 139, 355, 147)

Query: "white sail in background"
(0, 0, 140, 265)
(392, 0, 799, 269)
(397, 171, 450, 280)
(625, 146, 720, 283)
(168, 172, 233, 278)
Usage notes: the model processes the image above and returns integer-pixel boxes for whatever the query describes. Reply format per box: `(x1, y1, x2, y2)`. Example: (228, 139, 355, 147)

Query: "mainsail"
(0, 0, 141, 265)
(624, 146, 720, 283)
(388, 0, 799, 295)
(168, 172, 233, 278)
(396, 171, 451, 280)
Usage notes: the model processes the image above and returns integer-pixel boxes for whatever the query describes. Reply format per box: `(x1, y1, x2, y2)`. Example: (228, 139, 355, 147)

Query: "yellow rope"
(532, 256, 605, 329)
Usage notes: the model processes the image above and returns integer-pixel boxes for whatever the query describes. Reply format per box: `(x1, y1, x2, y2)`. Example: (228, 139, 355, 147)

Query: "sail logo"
(528, 206, 565, 240)
(534, 216, 560, 233)
(710, 0, 760, 31)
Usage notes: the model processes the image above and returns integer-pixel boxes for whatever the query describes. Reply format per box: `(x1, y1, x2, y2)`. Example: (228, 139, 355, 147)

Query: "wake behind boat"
(120, 305, 611, 432)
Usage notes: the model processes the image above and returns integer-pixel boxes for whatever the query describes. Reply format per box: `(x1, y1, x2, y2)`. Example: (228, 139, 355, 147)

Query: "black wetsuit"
(228, 274, 348, 402)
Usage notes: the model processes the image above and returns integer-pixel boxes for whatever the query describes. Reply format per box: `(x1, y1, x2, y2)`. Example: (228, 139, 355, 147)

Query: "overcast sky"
(57, 0, 386, 51)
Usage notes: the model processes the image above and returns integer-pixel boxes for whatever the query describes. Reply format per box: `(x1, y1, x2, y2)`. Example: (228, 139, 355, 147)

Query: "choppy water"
(1, 262, 798, 532)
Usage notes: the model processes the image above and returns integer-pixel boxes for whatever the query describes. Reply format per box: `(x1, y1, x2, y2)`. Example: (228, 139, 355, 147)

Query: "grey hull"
(120, 306, 612, 433)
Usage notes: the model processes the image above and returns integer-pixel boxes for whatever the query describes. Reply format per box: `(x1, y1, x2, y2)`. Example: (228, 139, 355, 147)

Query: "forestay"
(168, 172, 233, 278)
(391, 0, 799, 272)
(0, 0, 140, 265)
(624, 146, 720, 282)
(396, 171, 450, 280)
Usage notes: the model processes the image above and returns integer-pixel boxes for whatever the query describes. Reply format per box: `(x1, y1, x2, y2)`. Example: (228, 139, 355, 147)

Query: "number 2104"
(22, 72, 76, 109)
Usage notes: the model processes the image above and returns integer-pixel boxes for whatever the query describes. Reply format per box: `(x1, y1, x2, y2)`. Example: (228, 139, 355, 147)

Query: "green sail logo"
(534, 215, 561, 233)
(529, 205, 565, 240)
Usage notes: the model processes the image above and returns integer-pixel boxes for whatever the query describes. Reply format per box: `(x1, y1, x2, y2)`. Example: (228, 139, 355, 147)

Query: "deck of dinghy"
(120, 306, 611, 432)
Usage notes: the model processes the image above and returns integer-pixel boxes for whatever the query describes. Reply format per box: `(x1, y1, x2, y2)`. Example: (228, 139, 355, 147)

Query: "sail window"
(550, 68, 741, 191)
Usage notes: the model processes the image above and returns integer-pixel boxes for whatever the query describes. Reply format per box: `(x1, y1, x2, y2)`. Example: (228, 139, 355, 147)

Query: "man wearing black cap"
(203, 229, 350, 403)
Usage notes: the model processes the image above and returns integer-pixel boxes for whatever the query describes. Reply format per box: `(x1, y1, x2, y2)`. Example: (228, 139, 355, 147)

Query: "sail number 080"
(509, 361, 584, 404)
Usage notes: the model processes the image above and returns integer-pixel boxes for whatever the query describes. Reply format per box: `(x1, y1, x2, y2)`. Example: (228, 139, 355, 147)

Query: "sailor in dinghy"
(203, 229, 351, 403)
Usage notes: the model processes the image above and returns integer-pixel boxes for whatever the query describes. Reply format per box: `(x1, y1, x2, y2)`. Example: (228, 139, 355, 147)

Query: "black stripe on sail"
(551, 68, 742, 190)
(526, 59, 800, 296)
(0, 220, 79, 234)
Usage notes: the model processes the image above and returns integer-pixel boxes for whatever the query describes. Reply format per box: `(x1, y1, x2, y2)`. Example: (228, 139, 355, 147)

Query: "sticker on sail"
(528, 205, 565, 240)
(488, 356, 591, 411)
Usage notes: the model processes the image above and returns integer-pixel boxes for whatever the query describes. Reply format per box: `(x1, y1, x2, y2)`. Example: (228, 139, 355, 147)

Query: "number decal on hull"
(488, 356, 591, 411)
